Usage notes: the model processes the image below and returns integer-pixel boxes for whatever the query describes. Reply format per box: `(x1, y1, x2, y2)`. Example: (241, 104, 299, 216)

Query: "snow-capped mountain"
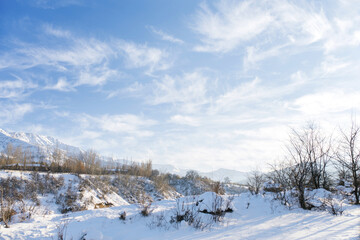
(0, 128, 83, 160)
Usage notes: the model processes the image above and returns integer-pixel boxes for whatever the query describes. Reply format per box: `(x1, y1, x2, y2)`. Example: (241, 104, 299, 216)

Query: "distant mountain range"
(0, 128, 249, 183)
(153, 163, 248, 184)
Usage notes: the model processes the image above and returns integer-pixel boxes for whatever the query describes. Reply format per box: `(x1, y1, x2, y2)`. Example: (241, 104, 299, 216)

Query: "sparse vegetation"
(139, 201, 153, 217)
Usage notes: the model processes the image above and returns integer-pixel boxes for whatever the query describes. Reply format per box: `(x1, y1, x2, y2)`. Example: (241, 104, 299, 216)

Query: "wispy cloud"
(44, 77, 75, 92)
(192, 0, 273, 53)
(60, 113, 158, 156)
(106, 82, 144, 99)
(17, 39, 113, 69)
(323, 2, 360, 53)
(243, 44, 286, 71)
(0, 102, 33, 124)
(0, 76, 37, 99)
(192, 0, 332, 54)
(115, 40, 171, 74)
(43, 24, 71, 38)
(76, 66, 119, 86)
(150, 71, 209, 113)
(1, 26, 171, 92)
(210, 72, 307, 114)
(76, 113, 156, 137)
(147, 26, 184, 44)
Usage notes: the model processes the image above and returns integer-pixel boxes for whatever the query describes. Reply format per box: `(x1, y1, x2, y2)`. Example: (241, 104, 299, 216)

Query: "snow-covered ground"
(1, 192, 359, 240)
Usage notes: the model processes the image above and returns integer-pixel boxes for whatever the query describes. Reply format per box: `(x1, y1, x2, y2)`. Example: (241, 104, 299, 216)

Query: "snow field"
(1, 192, 359, 240)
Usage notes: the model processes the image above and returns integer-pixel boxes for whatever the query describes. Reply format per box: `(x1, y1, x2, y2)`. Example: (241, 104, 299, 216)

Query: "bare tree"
(13, 145, 23, 166)
(51, 146, 64, 172)
(4, 143, 14, 165)
(284, 123, 331, 209)
(336, 120, 360, 204)
(267, 160, 292, 190)
(22, 148, 33, 170)
(305, 123, 332, 189)
(267, 160, 293, 205)
(246, 171, 264, 195)
(286, 127, 312, 209)
(80, 149, 101, 175)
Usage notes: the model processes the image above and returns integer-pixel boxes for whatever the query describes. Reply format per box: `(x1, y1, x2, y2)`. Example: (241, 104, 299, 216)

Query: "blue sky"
(1, 0, 360, 171)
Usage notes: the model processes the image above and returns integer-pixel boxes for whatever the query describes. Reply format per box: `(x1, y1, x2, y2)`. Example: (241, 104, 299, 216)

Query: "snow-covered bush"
(119, 211, 126, 221)
(322, 195, 344, 216)
(170, 196, 208, 230)
(168, 192, 234, 230)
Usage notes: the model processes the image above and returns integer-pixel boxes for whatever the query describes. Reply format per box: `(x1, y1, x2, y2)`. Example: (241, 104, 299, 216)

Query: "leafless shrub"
(55, 220, 68, 240)
(0, 187, 16, 228)
(170, 198, 198, 228)
(224, 196, 234, 212)
(147, 212, 169, 230)
(0, 201, 15, 228)
(211, 181, 225, 195)
(140, 201, 153, 217)
(18, 200, 37, 222)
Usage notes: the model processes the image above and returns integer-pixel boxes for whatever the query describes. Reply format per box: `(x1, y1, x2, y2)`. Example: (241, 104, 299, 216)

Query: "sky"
(1, 0, 360, 172)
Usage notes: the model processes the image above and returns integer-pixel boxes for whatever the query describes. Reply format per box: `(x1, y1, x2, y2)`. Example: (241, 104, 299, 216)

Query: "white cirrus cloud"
(192, 0, 273, 53)
(13, 38, 113, 70)
(106, 82, 144, 99)
(115, 40, 171, 74)
(76, 66, 119, 86)
(0, 76, 37, 99)
(210, 73, 307, 114)
(1, 26, 171, 91)
(76, 113, 157, 137)
(150, 71, 209, 113)
(0, 102, 33, 124)
(147, 25, 184, 44)
(44, 77, 75, 92)
(43, 24, 71, 38)
(192, 0, 333, 55)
